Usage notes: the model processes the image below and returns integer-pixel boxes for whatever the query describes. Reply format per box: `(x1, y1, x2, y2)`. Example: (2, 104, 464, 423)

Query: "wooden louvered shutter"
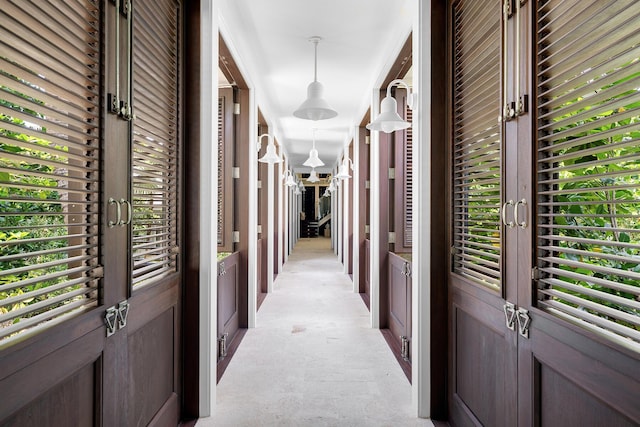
(0, 1, 101, 342)
(535, 0, 640, 342)
(394, 89, 412, 251)
(451, 0, 503, 289)
(131, 0, 181, 287)
(217, 88, 234, 253)
(404, 106, 413, 248)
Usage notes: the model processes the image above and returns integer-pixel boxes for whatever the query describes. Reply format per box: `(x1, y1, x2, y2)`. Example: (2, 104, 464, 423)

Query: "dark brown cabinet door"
(449, 0, 518, 425)
(388, 253, 411, 359)
(449, 0, 640, 426)
(0, 1, 184, 425)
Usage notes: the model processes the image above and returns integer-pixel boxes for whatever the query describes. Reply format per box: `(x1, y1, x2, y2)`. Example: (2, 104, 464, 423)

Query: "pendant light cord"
(313, 39, 318, 82)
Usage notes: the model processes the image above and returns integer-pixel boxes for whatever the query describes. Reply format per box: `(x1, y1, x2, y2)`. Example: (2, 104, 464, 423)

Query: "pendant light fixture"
(257, 134, 282, 164)
(293, 37, 337, 121)
(307, 169, 320, 183)
(303, 129, 325, 168)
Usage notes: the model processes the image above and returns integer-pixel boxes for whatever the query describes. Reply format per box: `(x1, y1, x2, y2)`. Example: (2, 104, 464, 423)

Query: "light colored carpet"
(197, 237, 433, 427)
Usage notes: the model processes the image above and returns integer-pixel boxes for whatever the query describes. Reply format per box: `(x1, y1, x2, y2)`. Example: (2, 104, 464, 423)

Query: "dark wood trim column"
(235, 88, 250, 328)
(182, 0, 201, 419)
(430, 0, 448, 419)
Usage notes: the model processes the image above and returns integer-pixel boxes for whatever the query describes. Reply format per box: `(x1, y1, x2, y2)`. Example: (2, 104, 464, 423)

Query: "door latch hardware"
(403, 262, 411, 277)
(108, 198, 121, 228)
(117, 300, 130, 329)
(105, 307, 118, 337)
(218, 262, 226, 277)
(502, 200, 515, 228)
(400, 336, 410, 361)
(514, 198, 528, 229)
(218, 333, 229, 358)
(516, 307, 531, 339)
(503, 302, 517, 331)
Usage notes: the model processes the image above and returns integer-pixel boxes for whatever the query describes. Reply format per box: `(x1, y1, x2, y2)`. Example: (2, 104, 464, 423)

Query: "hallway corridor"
(199, 238, 433, 426)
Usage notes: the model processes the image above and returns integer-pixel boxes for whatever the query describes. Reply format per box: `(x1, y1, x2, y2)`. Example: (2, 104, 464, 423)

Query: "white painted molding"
(199, 0, 218, 417)
(267, 161, 275, 293)
(412, 0, 432, 419)
(247, 90, 258, 329)
(369, 88, 381, 329)
(277, 160, 284, 272)
(352, 132, 360, 293)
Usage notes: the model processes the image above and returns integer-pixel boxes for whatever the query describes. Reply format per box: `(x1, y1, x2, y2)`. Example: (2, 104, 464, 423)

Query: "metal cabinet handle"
(120, 198, 133, 226)
(108, 198, 121, 228)
(503, 302, 517, 330)
(502, 200, 515, 228)
(516, 307, 531, 339)
(514, 198, 527, 229)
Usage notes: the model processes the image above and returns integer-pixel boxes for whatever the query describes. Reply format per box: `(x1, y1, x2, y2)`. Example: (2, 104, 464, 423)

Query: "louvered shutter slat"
(536, 0, 640, 343)
(451, 0, 502, 289)
(131, 0, 181, 288)
(0, 0, 101, 343)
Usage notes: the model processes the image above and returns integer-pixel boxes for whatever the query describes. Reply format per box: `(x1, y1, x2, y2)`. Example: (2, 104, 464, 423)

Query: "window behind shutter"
(451, 0, 503, 289)
(0, 0, 101, 342)
(536, 0, 640, 342)
(131, 0, 181, 287)
(218, 96, 224, 245)
(404, 106, 413, 247)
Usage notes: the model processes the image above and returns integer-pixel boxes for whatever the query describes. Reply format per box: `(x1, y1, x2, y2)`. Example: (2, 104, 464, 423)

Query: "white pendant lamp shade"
(294, 81, 337, 121)
(258, 135, 282, 164)
(293, 37, 337, 121)
(303, 147, 324, 168)
(366, 96, 410, 133)
(307, 169, 320, 183)
(303, 131, 325, 168)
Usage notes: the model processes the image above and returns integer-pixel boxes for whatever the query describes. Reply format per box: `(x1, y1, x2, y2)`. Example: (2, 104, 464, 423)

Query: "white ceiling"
(218, 0, 413, 172)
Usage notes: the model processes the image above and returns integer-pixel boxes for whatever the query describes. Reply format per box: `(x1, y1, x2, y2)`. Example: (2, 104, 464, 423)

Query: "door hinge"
(232, 167, 240, 179)
(400, 336, 410, 361)
(365, 180, 370, 189)
(233, 103, 240, 115)
(257, 224, 262, 234)
(257, 180, 262, 189)
(365, 225, 370, 234)
(232, 231, 240, 243)
(531, 266, 540, 281)
(388, 167, 395, 179)
(218, 333, 229, 358)
(365, 136, 370, 145)
(388, 232, 396, 244)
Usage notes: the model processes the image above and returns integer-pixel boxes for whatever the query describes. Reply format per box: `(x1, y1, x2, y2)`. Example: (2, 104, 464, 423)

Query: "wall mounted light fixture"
(293, 37, 337, 121)
(328, 177, 339, 193)
(335, 157, 354, 180)
(367, 79, 415, 133)
(257, 134, 282, 164)
(283, 170, 296, 187)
